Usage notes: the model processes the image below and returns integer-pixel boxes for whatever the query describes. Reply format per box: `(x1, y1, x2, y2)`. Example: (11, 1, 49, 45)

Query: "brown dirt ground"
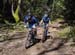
(0, 21, 75, 55)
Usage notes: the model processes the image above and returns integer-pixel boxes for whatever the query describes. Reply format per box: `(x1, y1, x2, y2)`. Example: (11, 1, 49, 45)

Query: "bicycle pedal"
(42, 40, 45, 43)
(25, 46, 30, 49)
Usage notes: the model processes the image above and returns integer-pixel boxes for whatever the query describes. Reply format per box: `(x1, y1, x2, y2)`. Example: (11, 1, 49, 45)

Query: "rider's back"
(42, 16, 50, 23)
(24, 15, 38, 25)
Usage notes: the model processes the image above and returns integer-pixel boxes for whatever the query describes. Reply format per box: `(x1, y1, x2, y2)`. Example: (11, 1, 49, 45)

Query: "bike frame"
(42, 23, 48, 42)
(25, 28, 37, 48)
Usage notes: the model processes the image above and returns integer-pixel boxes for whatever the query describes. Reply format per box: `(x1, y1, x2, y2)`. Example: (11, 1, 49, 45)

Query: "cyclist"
(24, 12, 38, 44)
(40, 13, 51, 42)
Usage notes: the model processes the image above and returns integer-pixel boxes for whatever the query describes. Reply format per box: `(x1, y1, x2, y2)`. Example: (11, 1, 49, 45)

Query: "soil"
(0, 21, 75, 55)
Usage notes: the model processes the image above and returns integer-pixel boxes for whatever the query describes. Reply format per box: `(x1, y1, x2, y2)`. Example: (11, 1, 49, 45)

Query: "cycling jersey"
(24, 15, 38, 25)
(42, 16, 50, 24)
(24, 15, 38, 30)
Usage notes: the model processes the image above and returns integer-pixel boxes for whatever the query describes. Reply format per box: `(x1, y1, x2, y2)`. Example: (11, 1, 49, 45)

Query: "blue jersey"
(42, 16, 50, 23)
(24, 15, 38, 25)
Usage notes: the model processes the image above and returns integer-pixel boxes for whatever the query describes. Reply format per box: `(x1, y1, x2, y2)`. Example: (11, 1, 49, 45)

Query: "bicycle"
(42, 24, 48, 42)
(25, 28, 37, 49)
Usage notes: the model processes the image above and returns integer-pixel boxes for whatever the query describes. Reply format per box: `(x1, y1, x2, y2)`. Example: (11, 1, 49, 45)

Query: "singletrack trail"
(0, 21, 75, 55)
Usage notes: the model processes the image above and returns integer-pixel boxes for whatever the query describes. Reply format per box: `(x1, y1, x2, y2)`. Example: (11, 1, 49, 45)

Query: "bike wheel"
(42, 29, 47, 42)
(25, 33, 32, 49)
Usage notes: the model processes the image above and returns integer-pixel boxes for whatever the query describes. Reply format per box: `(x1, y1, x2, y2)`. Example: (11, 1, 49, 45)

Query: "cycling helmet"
(44, 14, 48, 17)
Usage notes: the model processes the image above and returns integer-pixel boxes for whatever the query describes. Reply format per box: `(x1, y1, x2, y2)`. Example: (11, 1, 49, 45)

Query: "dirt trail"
(0, 21, 75, 55)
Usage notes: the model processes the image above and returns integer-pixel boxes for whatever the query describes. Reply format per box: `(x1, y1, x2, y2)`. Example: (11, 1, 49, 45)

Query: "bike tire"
(42, 29, 47, 42)
(25, 33, 32, 49)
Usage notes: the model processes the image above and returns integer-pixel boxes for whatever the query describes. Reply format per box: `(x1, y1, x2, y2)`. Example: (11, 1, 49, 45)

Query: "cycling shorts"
(28, 24, 36, 31)
(43, 23, 48, 29)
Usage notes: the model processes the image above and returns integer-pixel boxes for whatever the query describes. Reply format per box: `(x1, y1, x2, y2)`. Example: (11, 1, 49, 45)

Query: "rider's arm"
(40, 20, 43, 24)
(40, 16, 44, 24)
(24, 16, 28, 28)
(49, 17, 51, 24)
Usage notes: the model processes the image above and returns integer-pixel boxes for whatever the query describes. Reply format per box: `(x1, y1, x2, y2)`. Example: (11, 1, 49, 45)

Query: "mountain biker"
(24, 12, 38, 40)
(40, 13, 51, 42)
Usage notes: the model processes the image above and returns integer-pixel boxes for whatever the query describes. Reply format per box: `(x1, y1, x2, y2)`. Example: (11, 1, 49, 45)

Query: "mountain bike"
(25, 28, 37, 49)
(42, 24, 48, 42)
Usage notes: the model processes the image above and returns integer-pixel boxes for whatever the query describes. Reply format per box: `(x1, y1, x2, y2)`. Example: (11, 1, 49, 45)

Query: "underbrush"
(58, 25, 75, 42)
(0, 22, 27, 41)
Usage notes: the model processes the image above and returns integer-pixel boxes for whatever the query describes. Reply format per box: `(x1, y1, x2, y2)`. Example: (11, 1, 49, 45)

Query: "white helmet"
(44, 14, 48, 17)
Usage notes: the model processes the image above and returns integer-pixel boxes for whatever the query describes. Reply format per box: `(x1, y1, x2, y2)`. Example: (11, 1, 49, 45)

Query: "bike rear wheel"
(25, 32, 33, 49)
(42, 28, 48, 42)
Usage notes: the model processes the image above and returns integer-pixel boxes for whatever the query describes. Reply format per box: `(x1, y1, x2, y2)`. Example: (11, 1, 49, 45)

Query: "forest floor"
(0, 19, 75, 55)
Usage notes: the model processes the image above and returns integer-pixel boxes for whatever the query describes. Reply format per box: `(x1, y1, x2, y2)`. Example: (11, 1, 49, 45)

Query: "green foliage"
(1, 0, 75, 23)
(67, 26, 75, 41)
(58, 25, 75, 42)
(51, 0, 65, 19)
(12, 0, 21, 23)
(12, 6, 20, 23)
(64, 0, 75, 21)
(0, 0, 66, 22)
(58, 26, 70, 38)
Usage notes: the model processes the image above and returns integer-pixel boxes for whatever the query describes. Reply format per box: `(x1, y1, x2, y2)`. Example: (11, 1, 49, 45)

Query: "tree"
(0, 0, 21, 23)
(64, 0, 75, 24)
(12, 0, 21, 23)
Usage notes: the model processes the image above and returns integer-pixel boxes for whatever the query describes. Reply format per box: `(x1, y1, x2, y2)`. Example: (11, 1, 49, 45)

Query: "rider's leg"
(28, 24, 32, 42)
(42, 23, 46, 42)
(44, 23, 48, 36)
(32, 24, 37, 36)
(46, 23, 49, 35)
(29, 24, 32, 32)
(28, 24, 36, 42)
(42, 23, 48, 42)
